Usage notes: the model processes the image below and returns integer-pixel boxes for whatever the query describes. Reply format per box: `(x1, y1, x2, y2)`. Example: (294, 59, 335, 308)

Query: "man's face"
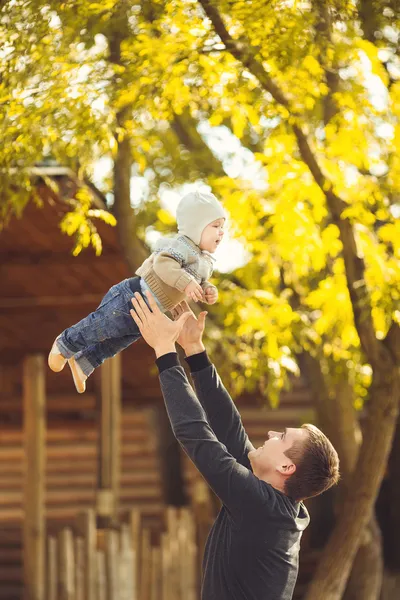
(248, 427, 307, 477)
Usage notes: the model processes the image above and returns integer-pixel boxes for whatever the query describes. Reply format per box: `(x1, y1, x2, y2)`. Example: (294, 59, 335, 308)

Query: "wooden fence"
(46, 506, 198, 600)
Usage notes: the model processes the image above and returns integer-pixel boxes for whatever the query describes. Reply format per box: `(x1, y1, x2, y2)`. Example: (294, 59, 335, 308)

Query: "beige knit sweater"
(136, 234, 217, 311)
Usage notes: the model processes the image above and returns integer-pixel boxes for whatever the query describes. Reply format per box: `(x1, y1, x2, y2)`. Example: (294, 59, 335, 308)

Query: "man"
(130, 292, 340, 600)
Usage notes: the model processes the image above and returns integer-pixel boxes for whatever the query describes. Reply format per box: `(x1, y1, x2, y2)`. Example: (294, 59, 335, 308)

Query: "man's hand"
(185, 280, 204, 303)
(130, 292, 191, 358)
(204, 286, 218, 305)
(170, 301, 207, 356)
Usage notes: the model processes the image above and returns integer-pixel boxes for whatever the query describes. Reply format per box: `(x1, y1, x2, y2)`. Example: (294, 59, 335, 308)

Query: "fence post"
(47, 536, 58, 600)
(119, 524, 134, 600)
(140, 528, 152, 600)
(179, 508, 197, 600)
(105, 529, 119, 600)
(130, 509, 141, 599)
(96, 551, 106, 600)
(79, 509, 96, 600)
(161, 532, 171, 600)
(23, 354, 46, 600)
(58, 528, 75, 600)
(97, 354, 121, 527)
(150, 547, 161, 600)
(74, 538, 84, 600)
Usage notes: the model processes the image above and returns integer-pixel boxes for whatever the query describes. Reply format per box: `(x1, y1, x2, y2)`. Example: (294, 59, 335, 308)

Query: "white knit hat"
(176, 191, 226, 245)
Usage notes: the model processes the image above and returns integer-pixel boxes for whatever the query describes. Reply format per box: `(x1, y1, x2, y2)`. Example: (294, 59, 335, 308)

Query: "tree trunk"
(304, 370, 399, 600)
(380, 571, 400, 600)
(300, 352, 384, 598)
(112, 115, 147, 273)
(342, 516, 383, 600)
(107, 17, 147, 274)
(377, 416, 400, 599)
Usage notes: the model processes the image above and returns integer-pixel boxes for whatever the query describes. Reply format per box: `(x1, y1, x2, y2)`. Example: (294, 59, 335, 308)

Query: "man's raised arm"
(172, 302, 254, 469)
(129, 293, 269, 517)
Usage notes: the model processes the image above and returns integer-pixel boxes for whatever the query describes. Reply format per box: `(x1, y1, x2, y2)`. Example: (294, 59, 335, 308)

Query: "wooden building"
(0, 168, 317, 599)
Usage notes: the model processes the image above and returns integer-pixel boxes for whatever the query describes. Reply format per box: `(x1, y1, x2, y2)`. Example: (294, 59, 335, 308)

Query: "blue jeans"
(57, 277, 144, 377)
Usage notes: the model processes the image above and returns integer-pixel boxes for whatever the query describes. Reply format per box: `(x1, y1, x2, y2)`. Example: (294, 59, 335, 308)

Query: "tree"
(194, 2, 400, 598)
(2, 2, 400, 597)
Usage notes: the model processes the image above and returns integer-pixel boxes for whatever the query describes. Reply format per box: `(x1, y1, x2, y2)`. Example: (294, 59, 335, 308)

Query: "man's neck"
(254, 470, 287, 496)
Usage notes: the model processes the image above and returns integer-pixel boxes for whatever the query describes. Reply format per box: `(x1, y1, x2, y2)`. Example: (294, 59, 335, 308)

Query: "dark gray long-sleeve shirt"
(156, 351, 310, 600)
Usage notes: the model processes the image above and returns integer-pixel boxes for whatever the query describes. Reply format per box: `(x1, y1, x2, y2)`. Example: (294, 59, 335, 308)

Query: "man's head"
(248, 424, 339, 501)
(176, 190, 226, 248)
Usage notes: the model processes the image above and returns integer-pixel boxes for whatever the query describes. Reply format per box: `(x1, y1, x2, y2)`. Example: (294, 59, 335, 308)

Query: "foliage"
(0, 0, 115, 252)
(1, 0, 400, 407)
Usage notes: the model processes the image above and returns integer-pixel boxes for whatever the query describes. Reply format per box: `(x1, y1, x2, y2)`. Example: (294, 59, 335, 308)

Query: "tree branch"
(312, 0, 340, 125)
(171, 109, 226, 178)
(197, 0, 384, 366)
(384, 321, 400, 363)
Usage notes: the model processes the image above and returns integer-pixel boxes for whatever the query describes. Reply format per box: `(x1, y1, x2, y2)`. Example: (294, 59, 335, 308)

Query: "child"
(48, 190, 226, 393)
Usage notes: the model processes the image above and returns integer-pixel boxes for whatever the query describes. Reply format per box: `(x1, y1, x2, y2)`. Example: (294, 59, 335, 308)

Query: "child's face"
(199, 218, 225, 253)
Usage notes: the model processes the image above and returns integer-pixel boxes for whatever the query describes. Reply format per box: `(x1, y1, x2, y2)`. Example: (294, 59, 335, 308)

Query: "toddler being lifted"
(48, 191, 226, 392)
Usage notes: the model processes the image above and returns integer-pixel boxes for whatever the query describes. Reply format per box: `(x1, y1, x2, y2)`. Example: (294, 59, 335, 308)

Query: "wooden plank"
(0, 548, 21, 562)
(0, 471, 160, 488)
(0, 394, 96, 414)
(119, 524, 134, 600)
(0, 503, 165, 523)
(23, 354, 45, 600)
(0, 441, 153, 459)
(152, 405, 188, 505)
(0, 565, 22, 581)
(178, 509, 197, 600)
(110, 353, 121, 521)
(140, 528, 151, 600)
(81, 510, 96, 600)
(47, 537, 57, 600)
(74, 538, 84, 600)
(130, 509, 141, 600)
(97, 354, 121, 524)
(58, 528, 75, 600)
(161, 532, 171, 600)
(3, 251, 121, 267)
(105, 530, 119, 600)
(150, 546, 161, 600)
(95, 551, 106, 600)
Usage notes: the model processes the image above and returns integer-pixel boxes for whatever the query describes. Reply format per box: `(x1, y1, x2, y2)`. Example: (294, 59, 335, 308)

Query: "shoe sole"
(68, 357, 86, 394)
(48, 341, 67, 373)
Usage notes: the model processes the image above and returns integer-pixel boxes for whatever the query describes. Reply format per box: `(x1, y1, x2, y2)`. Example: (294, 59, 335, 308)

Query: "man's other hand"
(130, 292, 190, 358)
(171, 301, 207, 357)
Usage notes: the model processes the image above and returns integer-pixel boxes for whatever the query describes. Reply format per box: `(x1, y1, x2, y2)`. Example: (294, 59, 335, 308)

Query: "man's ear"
(277, 463, 296, 476)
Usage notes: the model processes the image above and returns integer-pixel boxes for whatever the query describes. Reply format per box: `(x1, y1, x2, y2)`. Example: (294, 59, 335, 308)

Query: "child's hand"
(204, 286, 218, 305)
(185, 280, 204, 303)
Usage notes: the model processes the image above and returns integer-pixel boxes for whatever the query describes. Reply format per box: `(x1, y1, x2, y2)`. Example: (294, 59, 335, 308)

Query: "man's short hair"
(283, 424, 340, 501)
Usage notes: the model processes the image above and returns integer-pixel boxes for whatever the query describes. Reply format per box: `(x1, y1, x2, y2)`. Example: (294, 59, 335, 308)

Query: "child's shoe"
(68, 357, 87, 394)
(48, 337, 67, 372)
